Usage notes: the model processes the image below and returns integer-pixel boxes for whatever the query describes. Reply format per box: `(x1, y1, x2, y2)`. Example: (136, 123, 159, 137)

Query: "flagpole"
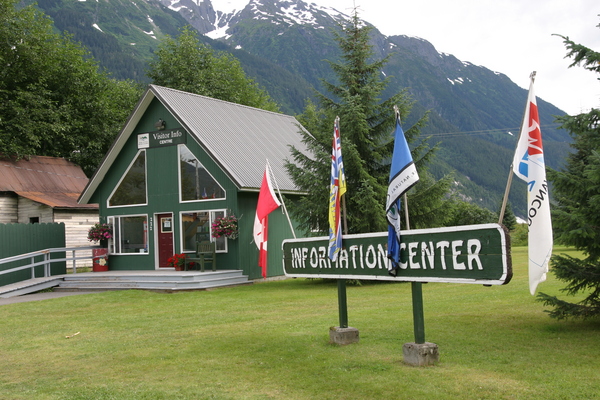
(266, 159, 296, 239)
(393, 106, 426, 345)
(498, 71, 536, 224)
(403, 191, 426, 344)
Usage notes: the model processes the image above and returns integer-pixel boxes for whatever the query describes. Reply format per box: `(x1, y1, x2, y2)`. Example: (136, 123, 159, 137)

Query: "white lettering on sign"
(288, 239, 483, 272)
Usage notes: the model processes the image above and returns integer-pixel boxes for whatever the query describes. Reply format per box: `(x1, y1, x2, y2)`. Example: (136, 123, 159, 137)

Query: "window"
(109, 150, 147, 207)
(107, 215, 148, 254)
(181, 210, 227, 253)
(179, 145, 225, 202)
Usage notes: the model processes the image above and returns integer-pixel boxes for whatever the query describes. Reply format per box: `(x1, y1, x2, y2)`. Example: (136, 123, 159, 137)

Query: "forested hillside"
(22, 0, 574, 218)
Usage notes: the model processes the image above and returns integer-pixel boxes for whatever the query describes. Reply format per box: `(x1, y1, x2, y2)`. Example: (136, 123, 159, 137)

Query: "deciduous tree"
(0, 0, 141, 176)
(147, 26, 279, 112)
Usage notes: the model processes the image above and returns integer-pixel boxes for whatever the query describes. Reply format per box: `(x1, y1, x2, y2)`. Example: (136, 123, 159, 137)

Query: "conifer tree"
(286, 11, 452, 235)
(537, 24, 600, 319)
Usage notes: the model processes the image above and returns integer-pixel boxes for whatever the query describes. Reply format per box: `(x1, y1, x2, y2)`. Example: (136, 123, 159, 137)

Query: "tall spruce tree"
(286, 11, 452, 235)
(537, 25, 600, 319)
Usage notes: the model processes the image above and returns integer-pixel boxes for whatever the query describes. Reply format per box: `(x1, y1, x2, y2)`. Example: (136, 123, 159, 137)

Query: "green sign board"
(283, 223, 512, 285)
(138, 129, 187, 149)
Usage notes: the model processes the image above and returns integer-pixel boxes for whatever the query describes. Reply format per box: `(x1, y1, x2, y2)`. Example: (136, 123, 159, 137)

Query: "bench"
(185, 241, 216, 272)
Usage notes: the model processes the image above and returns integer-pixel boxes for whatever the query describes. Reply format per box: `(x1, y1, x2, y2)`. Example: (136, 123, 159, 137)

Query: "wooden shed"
(78, 85, 308, 279)
(0, 156, 99, 267)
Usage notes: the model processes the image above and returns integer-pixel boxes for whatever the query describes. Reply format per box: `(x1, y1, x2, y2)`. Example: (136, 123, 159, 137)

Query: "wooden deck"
(0, 270, 251, 298)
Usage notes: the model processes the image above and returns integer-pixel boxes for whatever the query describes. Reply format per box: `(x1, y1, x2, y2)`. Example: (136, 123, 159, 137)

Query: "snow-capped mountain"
(32, 0, 571, 217)
(162, 0, 351, 40)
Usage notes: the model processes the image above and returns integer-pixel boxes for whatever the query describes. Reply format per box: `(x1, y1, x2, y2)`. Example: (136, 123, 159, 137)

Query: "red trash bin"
(92, 248, 109, 272)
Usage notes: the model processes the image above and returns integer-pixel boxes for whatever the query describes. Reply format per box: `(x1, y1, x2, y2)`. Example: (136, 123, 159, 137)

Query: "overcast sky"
(317, 0, 599, 115)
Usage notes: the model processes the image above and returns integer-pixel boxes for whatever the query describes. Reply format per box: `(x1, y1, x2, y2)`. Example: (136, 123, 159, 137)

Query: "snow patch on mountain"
(210, 0, 249, 14)
(204, 0, 350, 40)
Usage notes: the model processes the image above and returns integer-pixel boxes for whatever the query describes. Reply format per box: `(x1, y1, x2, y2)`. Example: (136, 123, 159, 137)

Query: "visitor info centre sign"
(283, 223, 512, 285)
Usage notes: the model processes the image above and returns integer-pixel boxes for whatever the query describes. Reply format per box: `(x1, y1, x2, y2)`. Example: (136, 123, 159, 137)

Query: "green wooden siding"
(87, 99, 243, 273)
(0, 223, 66, 285)
(237, 192, 303, 279)
(88, 98, 307, 277)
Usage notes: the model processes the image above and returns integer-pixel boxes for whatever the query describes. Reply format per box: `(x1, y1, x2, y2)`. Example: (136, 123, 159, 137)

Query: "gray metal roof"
(153, 85, 308, 192)
(79, 85, 309, 204)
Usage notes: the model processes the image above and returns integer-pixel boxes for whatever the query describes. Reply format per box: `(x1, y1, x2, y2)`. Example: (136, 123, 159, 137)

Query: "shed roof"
(79, 85, 309, 204)
(0, 156, 97, 209)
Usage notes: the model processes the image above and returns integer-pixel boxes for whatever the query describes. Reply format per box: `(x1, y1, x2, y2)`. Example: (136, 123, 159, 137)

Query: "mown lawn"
(0, 246, 598, 399)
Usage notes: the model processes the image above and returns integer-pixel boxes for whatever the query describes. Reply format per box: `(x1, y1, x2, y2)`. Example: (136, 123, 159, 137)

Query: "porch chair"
(185, 241, 216, 272)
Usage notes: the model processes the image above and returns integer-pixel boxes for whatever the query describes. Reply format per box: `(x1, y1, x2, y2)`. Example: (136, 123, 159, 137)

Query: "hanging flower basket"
(88, 223, 113, 243)
(211, 215, 239, 240)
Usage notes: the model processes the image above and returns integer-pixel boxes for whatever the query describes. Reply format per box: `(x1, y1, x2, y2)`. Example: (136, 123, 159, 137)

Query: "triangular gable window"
(108, 150, 147, 207)
(179, 145, 225, 201)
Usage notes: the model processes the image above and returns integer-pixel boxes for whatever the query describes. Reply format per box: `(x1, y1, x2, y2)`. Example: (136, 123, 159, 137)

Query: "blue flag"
(386, 115, 419, 275)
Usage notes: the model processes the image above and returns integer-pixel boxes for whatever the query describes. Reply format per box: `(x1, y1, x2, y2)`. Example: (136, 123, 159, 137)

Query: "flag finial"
(393, 105, 400, 124)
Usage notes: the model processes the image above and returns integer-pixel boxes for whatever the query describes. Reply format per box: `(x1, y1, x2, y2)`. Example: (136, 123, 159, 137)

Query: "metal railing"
(0, 246, 103, 281)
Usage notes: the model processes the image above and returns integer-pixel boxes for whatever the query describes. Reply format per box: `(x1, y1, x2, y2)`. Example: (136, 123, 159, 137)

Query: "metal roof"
(153, 85, 308, 191)
(79, 85, 309, 204)
(0, 156, 97, 209)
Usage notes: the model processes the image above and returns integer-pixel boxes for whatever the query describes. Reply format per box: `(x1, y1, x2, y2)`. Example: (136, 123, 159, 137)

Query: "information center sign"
(283, 223, 511, 285)
(138, 129, 187, 149)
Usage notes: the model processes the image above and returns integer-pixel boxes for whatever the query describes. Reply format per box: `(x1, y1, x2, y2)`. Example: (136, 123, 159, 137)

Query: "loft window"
(109, 150, 147, 207)
(179, 145, 225, 202)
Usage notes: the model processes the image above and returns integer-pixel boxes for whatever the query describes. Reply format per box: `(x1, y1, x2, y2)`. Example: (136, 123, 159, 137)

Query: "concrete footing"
(329, 326, 359, 345)
(402, 342, 439, 366)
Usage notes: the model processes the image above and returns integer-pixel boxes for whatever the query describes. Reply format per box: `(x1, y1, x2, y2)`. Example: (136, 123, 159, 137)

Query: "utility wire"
(426, 123, 562, 139)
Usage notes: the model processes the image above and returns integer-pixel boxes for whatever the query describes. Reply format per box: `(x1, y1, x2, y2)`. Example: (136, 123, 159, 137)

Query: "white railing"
(0, 246, 103, 281)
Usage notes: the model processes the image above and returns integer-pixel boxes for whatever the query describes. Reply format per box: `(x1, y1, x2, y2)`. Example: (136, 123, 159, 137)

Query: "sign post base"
(329, 326, 359, 345)
(402, 342, 439, 366)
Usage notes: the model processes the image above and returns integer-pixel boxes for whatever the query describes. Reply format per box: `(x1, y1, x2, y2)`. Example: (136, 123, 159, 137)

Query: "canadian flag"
(253, 165, 281, 278)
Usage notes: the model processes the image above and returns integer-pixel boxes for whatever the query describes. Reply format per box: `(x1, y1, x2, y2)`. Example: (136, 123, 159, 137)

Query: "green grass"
(1, 246, 598, 399)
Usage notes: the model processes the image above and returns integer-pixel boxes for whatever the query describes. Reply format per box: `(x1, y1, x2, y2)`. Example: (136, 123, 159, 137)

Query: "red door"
(157, 213, 174, 268)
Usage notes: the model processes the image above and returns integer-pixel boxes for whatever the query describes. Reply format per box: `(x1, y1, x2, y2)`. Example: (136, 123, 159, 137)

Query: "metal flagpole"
(335, 116, 349, 329)
(498, 71, 536, 225)
(266, 159, 296, 239)
(395, 105, 426, 344)
(404, 190, 425, 344)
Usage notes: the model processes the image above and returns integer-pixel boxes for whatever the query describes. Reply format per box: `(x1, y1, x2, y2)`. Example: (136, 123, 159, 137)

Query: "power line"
(426, 123, 562, 139)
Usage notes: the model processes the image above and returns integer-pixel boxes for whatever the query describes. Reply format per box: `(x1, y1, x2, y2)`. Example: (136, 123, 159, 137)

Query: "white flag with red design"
(512, 77, 553, 295)
(253, 165, 281, 278)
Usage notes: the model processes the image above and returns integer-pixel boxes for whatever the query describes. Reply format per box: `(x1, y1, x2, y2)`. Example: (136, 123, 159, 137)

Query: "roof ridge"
(149, 84, 290, 118)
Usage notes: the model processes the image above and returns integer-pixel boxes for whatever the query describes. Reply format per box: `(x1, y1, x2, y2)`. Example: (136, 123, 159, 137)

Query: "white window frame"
(107, 214, 149, 255)
(107, 149, 148, 208)
(179, 209, 228, 254)
(178, 144, 226, 204)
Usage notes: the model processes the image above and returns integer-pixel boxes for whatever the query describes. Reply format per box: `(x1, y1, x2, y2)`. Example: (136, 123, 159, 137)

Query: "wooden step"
(1, 270, 252, 297)
(56, 270, 251, 292)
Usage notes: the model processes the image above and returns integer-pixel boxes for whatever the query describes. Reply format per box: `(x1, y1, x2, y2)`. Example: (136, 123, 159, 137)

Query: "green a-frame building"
(79, 85, 308, 280)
